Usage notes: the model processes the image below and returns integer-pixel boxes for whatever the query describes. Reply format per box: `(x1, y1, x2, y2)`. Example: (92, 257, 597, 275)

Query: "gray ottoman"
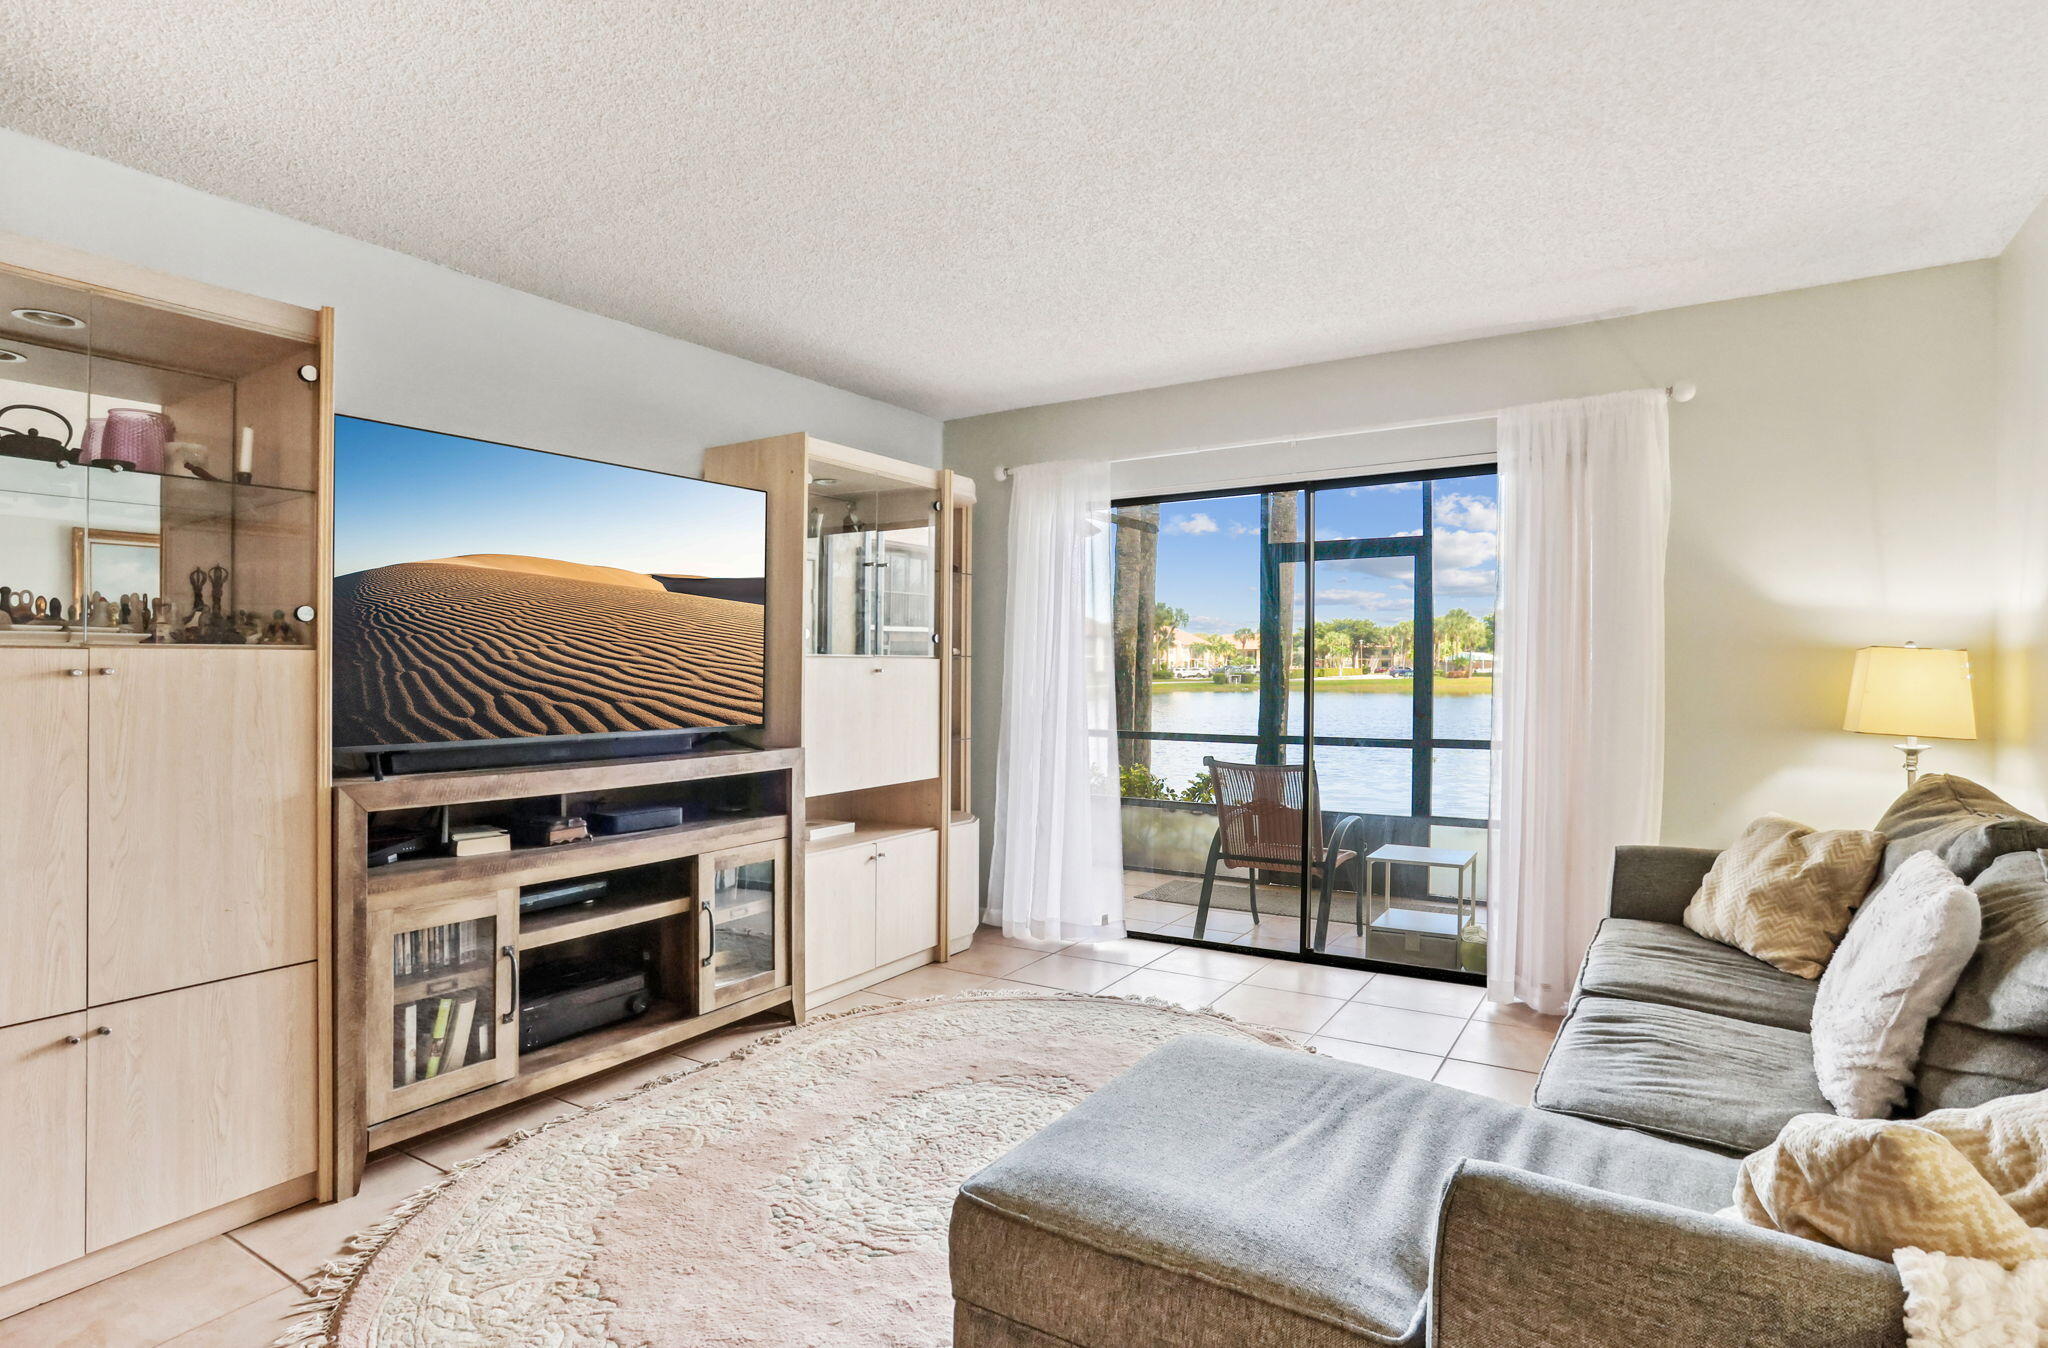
(949, 1035, 1737, 1348)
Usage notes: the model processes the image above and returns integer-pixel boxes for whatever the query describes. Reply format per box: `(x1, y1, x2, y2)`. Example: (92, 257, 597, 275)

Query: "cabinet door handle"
(700, 902, 715, 968)
(500, 945, 518, 1025)
(66, 668, 86, 677)
(96, 667, 115, 676)
(64, 1034, 82, 1045)
(93, 1026, 111, 1036)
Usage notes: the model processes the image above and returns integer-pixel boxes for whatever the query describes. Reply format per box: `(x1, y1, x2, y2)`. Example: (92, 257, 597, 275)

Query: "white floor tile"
(1211, 984, 1345, 1035)
(1005, 953, 1132, 994)
(1317, 1001, 1467, 1056)
(1099, 967, 1238, 1010)
(1306, 1038, 1443, 1079)
(1350, 972, 1486, 1018)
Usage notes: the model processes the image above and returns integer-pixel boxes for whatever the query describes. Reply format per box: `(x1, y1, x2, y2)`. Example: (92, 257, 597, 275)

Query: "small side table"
(1364, 844, 1480, 940)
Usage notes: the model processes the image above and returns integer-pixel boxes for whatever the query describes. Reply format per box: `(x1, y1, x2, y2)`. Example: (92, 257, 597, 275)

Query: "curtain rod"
(989, 381, 1696, 482)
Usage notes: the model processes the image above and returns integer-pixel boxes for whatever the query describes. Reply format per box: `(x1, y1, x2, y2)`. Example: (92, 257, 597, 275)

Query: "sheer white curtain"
(1489, 389, 1670, 1013)
(988, 459, 1126, 943)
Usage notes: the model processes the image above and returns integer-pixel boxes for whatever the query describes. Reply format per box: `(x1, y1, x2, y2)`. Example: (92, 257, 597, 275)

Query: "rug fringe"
(279, 987, 1301, 1344)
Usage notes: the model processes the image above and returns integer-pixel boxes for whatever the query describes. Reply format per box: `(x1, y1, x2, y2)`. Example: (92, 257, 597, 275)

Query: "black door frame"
(1114, 461, 1495, 986)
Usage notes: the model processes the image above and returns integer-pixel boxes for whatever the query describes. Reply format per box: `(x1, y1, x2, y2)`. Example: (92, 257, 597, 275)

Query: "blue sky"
(1140, 475, 1499, 632)
(333, 417, 765, 579)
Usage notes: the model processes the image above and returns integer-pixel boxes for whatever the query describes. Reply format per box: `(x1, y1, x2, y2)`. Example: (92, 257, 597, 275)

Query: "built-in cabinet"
(702, 435, 979, 1004)
(0, 239, 330, 1311)
(805, 828, 939, 997)
(802, 656, 941, 797)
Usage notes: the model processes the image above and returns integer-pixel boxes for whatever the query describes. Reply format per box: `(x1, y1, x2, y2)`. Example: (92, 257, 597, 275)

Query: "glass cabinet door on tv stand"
(366, 889, 519, 1124)
(695, 840, 787, 1011)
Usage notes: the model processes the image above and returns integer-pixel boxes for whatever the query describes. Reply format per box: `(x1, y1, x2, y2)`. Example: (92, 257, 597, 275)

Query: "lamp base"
(1894, 737, 1927, 790)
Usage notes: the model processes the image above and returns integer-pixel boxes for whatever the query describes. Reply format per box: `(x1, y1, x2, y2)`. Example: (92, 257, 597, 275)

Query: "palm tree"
(1152, 603, 1189, 666)
(1195, 634, 1237, 668)
(1435, 608, 1487, 674)
(1387, 619, 1416, 668)
(1233, 627, 1257, 653)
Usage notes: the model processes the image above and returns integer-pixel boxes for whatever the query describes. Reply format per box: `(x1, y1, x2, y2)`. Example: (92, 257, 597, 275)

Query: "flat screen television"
(331, 416, 767, 761)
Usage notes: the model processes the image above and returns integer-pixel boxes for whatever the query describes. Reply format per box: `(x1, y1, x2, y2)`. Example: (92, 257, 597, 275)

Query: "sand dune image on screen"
(333, 553, 764, 748)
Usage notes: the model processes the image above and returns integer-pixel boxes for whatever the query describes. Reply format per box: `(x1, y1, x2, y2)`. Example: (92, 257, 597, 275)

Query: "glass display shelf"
(0, 268, 322, 648)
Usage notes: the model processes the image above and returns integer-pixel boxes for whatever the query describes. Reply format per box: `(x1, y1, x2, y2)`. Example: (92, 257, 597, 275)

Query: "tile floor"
(1, 929, 1556, 1346)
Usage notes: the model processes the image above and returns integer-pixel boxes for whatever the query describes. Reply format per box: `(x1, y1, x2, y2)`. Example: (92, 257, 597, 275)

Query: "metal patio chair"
(1194, 756, 1364, 947)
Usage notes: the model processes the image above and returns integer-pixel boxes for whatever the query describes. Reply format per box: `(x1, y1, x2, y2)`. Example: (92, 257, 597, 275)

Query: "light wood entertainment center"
(0, 236, 978, 1297)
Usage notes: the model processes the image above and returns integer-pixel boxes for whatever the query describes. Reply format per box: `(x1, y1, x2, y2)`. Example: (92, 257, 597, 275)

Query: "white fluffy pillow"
(1812, 851, 1982, 1117)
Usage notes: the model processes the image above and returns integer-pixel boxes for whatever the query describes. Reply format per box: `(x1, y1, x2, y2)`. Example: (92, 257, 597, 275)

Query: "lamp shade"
(1844, 645, 1977, 740)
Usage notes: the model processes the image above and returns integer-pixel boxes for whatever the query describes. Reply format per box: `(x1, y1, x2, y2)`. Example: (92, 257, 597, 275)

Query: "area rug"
(294, 992, 1303, 1347)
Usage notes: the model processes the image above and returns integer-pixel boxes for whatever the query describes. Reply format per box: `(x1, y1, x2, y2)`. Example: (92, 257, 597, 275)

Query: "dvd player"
(518, 876, 609, 915)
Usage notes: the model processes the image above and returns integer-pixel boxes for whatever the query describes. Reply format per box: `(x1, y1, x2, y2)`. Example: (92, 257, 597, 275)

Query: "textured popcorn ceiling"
(1, 2, 2045, 418)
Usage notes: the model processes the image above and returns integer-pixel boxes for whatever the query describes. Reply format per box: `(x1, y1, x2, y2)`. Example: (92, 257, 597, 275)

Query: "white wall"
(1995, 198, 2048, 812)
(948, 262, 2003, 850)
(0, 131, 941, 477)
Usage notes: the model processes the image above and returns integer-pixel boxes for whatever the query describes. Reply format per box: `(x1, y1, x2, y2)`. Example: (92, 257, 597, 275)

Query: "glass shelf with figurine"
(0, 263, 322, 649)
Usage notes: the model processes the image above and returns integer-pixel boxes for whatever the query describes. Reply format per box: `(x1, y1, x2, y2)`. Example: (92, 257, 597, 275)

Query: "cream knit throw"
(1898, 1249, 2048, 1347)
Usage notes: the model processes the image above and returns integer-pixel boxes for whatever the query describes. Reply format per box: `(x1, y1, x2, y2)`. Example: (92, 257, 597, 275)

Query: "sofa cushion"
(1905, 848, 2048, 1114)
(1875, 774, 2048, 883)
(1942, 848, 2048, 1037)
(1577, 917, 1820, 1031)
(1912, 1020, 2048, 1113)
(1535, 997, 1830, 1154)
(951, 1036, 1737, 1348)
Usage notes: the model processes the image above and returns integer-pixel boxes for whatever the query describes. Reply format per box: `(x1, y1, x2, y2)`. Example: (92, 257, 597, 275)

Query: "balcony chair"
(1195, 756, 1364, 948)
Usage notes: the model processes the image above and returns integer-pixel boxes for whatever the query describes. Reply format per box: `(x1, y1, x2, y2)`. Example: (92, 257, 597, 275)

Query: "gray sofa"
(950, 776, 2048, 1347)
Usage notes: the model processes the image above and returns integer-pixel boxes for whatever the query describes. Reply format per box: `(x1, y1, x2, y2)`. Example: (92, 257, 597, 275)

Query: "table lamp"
(1843, 642, 1976, 787)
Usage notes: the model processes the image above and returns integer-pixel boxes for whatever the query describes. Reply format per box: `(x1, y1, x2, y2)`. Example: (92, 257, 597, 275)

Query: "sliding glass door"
(1111, 465, 1498, 982)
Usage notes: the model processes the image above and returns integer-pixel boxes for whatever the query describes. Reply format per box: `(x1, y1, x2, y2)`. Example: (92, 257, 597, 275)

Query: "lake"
(1141, 688, 1493, 821)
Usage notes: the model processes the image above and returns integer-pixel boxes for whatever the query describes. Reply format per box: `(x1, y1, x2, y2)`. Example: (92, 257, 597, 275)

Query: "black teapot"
(0, 405, 75, 463)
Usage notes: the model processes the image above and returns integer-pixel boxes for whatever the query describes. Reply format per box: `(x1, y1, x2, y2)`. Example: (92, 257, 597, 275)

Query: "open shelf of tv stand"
(335, 745, 806, 1193)
(365, 811, 787, 900)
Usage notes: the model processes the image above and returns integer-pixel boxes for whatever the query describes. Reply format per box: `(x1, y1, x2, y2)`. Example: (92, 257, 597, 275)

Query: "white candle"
(238, 427, 254, 477)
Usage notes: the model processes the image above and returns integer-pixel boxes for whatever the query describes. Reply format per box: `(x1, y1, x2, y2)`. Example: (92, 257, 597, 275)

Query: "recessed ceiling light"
(810, 477, 839, 487)
(0, 349, 24, 363)
(11, 308, 85, 329)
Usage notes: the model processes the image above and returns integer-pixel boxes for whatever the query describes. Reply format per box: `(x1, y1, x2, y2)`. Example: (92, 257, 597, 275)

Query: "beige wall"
(1995, 200, 2048, 813)
(948, 262, 2005, 850)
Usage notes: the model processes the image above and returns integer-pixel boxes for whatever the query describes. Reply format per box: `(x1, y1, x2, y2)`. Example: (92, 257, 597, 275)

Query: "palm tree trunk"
(1113, 505, 1158, 771)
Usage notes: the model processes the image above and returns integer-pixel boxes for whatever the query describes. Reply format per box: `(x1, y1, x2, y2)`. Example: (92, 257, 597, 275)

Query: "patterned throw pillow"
(1811, 852, 1982, 1117)
(1684, 814, 1887, 978)
(1733, 1111, 2048, 1266)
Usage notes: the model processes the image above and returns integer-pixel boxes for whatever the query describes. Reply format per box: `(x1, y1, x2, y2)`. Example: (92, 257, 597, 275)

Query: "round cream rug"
(300, 991, 1301, 1347)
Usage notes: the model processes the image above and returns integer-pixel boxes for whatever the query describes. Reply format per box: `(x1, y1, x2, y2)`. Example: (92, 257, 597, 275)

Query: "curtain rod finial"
(994, 464, 1011, 481)
(1667, 380, 1698, 403)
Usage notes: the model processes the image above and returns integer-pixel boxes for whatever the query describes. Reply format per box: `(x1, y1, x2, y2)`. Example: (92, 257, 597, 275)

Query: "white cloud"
(1163, 512, 1218, 535)
(1394, 528, 1423, 537)
(1325, 556, 1416, 585)
(1346, 482, 1422, 496)
(1435, 566, 1498, 595)
(1316, 588, 1392, 608)
(1226, 522, 1257, 537)
(1436, 492, 1499, 531)
(1433, 527, 1497, 569)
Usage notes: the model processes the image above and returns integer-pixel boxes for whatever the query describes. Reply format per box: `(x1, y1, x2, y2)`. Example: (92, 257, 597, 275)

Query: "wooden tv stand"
(332, 747, 804, 1196)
